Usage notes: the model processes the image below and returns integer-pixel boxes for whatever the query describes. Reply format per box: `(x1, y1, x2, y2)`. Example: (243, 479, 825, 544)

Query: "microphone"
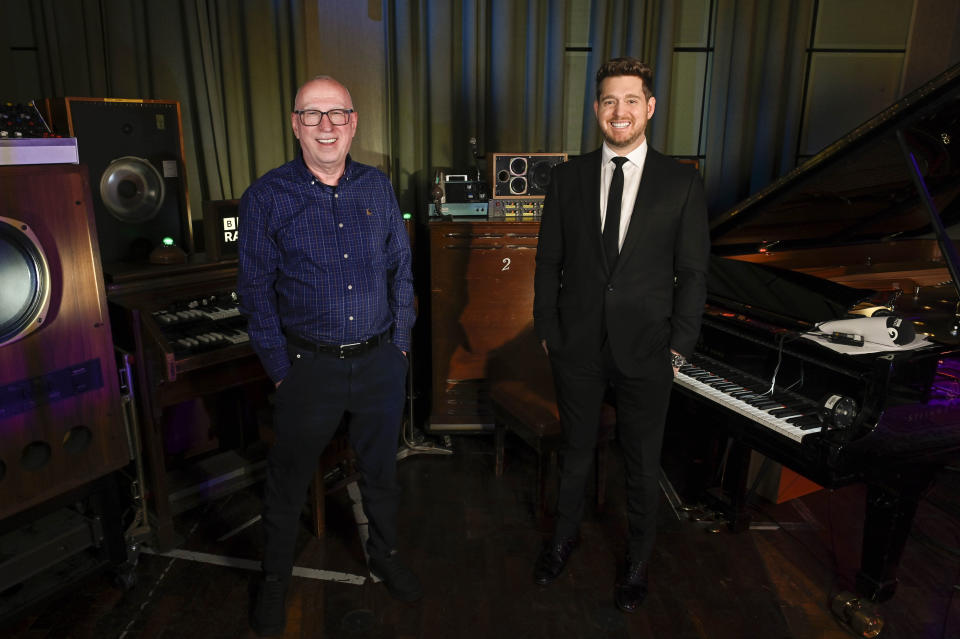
(817, 316, 916, 346)
(469, 136, 481, 181)
(431, 170, 445, 218)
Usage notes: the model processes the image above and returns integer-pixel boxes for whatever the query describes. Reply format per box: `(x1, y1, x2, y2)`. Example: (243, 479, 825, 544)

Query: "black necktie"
(603, 156, 628, 272)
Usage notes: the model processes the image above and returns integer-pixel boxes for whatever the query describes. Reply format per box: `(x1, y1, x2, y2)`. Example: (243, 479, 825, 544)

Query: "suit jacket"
(533, 147, 710, 376)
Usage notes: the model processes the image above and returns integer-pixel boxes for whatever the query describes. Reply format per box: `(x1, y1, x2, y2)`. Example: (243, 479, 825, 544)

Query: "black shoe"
(251, 574, 288, 636)
(533, 536, 578, 585)
(614, 559, 649, 613)
(369, 554, 423, 602)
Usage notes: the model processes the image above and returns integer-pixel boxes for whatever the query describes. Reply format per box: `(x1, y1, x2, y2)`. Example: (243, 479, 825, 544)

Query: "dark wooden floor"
(2, 433, 958, 639)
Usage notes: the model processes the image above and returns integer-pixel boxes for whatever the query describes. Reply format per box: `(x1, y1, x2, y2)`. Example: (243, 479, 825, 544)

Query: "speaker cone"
(509, 157, 528, 175)
(0, 217, 52, 347)
(99, 156, 165, 223)
(530, 161, 553, 191)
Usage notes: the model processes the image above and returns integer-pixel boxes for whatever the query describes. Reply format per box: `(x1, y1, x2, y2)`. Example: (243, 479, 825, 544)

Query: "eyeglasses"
(294, 108, 354, 126)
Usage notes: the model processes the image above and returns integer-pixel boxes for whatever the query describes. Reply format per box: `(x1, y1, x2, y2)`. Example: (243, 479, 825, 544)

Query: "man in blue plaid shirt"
(238, 75, 418, 637)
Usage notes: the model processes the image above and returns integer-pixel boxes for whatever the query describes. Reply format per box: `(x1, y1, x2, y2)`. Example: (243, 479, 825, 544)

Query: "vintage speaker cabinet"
(428, 220, 541, 431)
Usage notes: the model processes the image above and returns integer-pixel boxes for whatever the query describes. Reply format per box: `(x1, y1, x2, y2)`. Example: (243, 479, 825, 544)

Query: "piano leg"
(856, 468, 937, 601)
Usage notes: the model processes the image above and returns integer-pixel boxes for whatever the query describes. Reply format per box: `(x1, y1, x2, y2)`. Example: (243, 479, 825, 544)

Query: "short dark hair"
(595, 58, 654, 101)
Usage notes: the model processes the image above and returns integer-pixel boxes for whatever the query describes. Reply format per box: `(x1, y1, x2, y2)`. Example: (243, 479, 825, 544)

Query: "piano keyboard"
(673, 359, 823, 443)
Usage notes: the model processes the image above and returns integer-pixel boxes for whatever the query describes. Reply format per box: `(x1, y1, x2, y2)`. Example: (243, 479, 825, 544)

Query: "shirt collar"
(294, 154, 356, 184)
(601, 139, 647, 168)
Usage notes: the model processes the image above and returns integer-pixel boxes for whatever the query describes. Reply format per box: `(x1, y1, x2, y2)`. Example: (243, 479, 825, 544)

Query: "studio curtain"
(28, 0, 307, 218)
(702, 0, 813, 212)
(385, 0, 568, 213)
(578, 0, 675, 153)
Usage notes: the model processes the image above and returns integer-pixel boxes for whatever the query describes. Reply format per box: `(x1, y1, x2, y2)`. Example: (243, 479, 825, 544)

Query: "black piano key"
(713, 383, 742, 392)
(754, 400, 782, 410)
(769, 407, 801, 418)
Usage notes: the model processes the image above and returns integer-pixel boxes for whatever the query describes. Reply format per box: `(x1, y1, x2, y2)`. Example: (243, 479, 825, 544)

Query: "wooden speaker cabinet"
(0, 164, 127, 521)
(428, 220, 541, 431)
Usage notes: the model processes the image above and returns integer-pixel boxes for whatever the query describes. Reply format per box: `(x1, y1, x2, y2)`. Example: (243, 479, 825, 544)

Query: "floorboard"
(1, 434, 957, 638)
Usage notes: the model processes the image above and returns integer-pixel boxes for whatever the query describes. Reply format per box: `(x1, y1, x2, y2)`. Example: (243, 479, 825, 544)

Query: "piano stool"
(491, 373, 616, 519)
(257, 421, 357, 537)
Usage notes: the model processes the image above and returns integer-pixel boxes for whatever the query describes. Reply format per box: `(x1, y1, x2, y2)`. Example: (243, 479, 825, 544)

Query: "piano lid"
(711, 62, 960, 258)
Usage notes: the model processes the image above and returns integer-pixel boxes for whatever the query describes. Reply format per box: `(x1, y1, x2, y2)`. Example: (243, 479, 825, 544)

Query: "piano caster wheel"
(830, 591, 884, 638)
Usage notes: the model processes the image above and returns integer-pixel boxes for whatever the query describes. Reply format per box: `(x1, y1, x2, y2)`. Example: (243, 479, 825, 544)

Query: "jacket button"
(607, 285, 614, 291)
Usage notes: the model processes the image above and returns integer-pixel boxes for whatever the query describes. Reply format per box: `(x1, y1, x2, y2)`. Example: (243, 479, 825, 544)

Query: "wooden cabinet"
(428, 220, 541, 430)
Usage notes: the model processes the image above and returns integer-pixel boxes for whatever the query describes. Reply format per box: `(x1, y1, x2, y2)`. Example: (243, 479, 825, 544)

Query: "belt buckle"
(338, 341, 361, 359)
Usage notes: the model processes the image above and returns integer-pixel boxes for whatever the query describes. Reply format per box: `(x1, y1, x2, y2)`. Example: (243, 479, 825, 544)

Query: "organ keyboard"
(107, 260, 268, 550)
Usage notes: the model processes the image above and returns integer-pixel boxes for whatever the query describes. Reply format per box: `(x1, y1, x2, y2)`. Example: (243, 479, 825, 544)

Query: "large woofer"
(0, 217, 51, 347)
(99, 156, 165, 223)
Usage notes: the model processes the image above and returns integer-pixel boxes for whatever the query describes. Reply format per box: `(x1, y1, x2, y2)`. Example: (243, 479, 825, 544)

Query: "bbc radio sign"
(223, 215, 239, 243)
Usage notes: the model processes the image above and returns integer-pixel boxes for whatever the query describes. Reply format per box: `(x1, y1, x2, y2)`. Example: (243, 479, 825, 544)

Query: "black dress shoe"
(533, 536, 578, 585)
(614, 559, 649, 613)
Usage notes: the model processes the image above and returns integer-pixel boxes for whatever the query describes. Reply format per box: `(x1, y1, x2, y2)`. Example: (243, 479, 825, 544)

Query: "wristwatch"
(670, 351, 686, 368)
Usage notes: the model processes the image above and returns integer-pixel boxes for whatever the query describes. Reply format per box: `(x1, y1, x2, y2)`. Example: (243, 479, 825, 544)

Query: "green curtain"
(702, 0, 814, 212)
(29, 0, 306, 219)
(579, 0, 675, 153)
(385, 0, 568, 214)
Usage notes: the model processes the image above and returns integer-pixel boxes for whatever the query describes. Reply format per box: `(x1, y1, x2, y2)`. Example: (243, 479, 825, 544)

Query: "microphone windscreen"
(885, 315, 914, 345)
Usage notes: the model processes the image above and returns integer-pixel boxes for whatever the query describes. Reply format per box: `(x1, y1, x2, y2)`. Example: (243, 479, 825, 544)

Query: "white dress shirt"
(600, 140, 647, 251)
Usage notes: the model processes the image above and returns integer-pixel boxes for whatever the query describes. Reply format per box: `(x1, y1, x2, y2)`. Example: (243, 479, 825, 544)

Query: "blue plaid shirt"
(237, 155, 414, 383)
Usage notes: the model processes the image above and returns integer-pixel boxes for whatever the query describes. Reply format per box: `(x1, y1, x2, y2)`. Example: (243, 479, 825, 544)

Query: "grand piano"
(672, 61, 960, 602)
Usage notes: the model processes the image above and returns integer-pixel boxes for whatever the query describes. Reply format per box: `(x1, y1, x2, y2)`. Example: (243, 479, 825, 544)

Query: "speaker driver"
(530, 162, 553, 191)
(99, 156, 165, 223)
(509, 157, 528, 175)
(509, 176, 528, 195)
(0, 217, 52, 348)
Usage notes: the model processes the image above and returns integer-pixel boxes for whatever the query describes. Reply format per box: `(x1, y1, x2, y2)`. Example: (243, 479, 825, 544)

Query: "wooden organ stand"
(107, 260, 270, 550)
(428, 220, 541, 431)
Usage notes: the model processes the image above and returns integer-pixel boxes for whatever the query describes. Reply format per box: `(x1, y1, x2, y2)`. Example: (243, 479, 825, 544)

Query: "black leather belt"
(286, 330, 390, 359)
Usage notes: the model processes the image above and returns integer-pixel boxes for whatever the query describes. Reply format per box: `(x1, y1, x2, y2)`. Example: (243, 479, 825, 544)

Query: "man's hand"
(541, 339, 549, 356)
(275, 380, 282, 388)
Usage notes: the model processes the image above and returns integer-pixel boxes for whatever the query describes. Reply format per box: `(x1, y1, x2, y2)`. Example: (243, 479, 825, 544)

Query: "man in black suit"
(532, 57, 710, 612)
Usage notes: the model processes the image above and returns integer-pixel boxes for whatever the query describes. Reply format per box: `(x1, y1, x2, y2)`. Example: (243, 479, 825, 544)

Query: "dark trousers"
(261, 341, 409, 577)
(550, 342, 674, 561)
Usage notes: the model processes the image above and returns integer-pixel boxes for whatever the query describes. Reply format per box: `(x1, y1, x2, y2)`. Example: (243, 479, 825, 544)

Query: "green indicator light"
(162, 236, 175, 246)
(402, 212, 412, 220)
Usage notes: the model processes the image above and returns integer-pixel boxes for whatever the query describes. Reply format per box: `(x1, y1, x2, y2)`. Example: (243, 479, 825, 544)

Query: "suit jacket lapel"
(579, 149, 604, 265)
(616, 148, 662, 272)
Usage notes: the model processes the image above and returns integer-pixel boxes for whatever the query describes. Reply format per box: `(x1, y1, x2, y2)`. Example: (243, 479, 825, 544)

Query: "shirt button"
(344, 253, 349, 259)
(347, 284, 353, 290)
(348, 316, 354, 321)
(334, 193, 339, 198)
(338, 223, 344, 228)
(296, 353, 301, 358)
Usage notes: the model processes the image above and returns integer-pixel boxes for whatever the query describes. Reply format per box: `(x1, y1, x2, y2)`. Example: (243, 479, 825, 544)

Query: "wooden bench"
(491, 361, 616, 519)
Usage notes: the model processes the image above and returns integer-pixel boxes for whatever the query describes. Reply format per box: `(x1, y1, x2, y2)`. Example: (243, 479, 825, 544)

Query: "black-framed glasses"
(294, 108, 354, 126)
